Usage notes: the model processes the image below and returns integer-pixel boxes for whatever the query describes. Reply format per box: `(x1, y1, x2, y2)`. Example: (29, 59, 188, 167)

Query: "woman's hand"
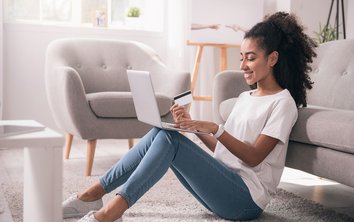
(170, 104, 218, 134)
(170, 104, 219, 151)
(177, 119, 218, 134)
(170, 104, 191, 123)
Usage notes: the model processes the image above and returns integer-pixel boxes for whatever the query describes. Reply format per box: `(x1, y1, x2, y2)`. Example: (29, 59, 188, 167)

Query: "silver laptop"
(127, 70, 208, 134)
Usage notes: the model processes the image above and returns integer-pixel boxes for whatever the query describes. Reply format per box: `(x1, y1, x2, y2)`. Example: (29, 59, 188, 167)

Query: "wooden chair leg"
(128, 138, 134, 149)
(85, 139, 97, 176)
(64, 133, 73, 159)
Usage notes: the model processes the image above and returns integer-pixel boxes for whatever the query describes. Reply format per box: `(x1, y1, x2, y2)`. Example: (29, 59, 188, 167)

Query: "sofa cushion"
(307, 39, 354, 111)
(219, 98, 237, 122)
(290, 105, 354, 154)
(87, 92, 172, 118)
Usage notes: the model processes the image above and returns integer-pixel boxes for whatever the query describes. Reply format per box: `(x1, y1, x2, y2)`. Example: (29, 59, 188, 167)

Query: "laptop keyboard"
(161, 122, 179, 129)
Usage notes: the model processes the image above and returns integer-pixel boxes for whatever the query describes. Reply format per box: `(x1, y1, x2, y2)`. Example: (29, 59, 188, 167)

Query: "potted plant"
(314, 23, 337, 44)
(127, 6, 140, 18)
(125, 6, 141, 29)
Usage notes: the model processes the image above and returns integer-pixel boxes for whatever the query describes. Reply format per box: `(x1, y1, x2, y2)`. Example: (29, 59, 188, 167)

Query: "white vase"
(125, 17, 141, 29)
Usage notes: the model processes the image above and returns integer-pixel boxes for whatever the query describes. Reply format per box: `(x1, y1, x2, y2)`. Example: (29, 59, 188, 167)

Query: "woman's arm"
(175, 116, 278, 167)
(217, 130, 279, 167)
(170, 104, 278, 166)
(195, 133, 218, 152)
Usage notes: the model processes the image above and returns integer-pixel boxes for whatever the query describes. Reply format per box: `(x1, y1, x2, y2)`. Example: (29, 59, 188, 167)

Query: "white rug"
(1, 143, 353, 222)
(2, 166, 354, 222)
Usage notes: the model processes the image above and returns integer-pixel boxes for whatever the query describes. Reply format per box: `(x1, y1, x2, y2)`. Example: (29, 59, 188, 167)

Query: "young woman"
(63, 12, 316, 222)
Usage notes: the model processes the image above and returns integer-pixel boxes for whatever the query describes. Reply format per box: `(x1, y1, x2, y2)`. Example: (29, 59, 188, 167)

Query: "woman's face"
(239, 38, 277, 86)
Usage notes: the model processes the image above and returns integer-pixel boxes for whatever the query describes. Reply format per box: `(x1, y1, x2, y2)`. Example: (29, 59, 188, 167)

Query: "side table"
(0, 120, 64, 222)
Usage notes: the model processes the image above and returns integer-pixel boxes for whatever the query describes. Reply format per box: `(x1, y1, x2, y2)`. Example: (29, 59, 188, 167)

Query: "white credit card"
(174, 90, 192, 106)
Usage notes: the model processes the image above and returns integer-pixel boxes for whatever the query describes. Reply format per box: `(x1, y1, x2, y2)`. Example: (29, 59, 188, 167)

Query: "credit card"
(174, 90, 192, 106)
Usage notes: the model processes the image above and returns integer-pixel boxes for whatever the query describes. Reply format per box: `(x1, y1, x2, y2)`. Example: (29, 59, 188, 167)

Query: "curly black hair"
(244, 11, 317, 107)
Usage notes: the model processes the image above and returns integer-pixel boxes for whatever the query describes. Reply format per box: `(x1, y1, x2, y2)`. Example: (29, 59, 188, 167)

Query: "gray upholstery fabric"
(286, 142, 354, 188)
(212, 39, 354, 188)
(219, 98, 236, 122)
(212, 70, 249, 124)
(87, 92, 172, 118)
(45, 38, 190, 140)
(307, 39, 354, 110)
(290, 105, 354, 154)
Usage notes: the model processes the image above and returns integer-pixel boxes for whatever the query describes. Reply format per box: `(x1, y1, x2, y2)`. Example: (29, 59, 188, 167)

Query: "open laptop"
(127, 70, 208, 135)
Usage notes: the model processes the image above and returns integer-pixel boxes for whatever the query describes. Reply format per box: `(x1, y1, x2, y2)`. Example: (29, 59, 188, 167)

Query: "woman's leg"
(83, 128, 261, 221)
(169, 135, 263, 221)
(95, 128, 182, 221)
(78, 127, 163, 202)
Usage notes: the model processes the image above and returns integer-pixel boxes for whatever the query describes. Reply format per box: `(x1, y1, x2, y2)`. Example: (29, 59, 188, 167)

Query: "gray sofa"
(212, 39, 354, 188)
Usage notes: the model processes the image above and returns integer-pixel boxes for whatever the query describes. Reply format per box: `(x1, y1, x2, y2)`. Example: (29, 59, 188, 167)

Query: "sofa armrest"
(290, 106, 354, 154)
(45, 66, 97, 135)
(212, 70, 249, 124)
(164, 71, 191, 96)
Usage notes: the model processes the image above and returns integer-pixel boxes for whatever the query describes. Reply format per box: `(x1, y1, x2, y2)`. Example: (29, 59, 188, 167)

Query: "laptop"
(127, 70, 208, 134)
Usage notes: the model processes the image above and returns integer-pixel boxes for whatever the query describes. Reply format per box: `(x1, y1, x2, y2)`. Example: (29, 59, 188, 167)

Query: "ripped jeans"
(99, 128, 262, 221)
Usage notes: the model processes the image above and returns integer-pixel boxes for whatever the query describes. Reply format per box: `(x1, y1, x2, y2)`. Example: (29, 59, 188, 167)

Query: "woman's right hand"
(170, 104, 191, 124)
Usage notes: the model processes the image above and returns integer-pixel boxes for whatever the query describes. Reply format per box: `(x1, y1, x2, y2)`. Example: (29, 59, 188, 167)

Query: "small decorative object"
(127, 6, 140, 18)
(94, 10, 107, 27)
(125, 6, 141, 29)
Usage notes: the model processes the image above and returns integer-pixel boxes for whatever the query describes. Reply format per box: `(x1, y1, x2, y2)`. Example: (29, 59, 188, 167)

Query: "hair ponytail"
(244, 12, 317, 107)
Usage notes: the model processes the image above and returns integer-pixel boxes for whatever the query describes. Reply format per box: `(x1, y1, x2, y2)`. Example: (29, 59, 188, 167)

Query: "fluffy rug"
(1, 143, 353, 222)
(2, 167, 354, 222)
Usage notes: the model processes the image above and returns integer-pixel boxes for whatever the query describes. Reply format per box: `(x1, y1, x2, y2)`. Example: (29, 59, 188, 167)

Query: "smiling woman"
(3, 0, 164, 32)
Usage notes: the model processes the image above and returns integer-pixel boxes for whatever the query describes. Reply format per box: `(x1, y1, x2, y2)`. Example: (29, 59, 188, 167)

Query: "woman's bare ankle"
(95, 195, 128, 221)
(78, 182, 106, 201)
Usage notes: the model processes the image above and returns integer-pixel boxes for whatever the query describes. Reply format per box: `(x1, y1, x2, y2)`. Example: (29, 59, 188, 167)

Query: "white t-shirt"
(214, 89, 298, 209)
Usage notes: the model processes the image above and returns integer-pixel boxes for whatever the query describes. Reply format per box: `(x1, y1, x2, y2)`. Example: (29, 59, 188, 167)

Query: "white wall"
(2, 0, 353, 131)
(265, 0, 352, 40)
(290, 0, 336, 38)
(3, 23, 167, 131)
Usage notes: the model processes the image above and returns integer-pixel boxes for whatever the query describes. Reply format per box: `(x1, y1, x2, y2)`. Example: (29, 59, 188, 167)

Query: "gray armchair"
(45, 38, 190, 176)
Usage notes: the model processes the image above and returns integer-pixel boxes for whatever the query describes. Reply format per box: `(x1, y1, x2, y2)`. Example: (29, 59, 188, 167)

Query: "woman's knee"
(154, 130, 182, 153)
(157, 130, 180, 143)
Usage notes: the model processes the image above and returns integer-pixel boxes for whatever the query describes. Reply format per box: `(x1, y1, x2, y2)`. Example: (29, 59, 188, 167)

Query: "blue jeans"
(99, 128, 262, 221)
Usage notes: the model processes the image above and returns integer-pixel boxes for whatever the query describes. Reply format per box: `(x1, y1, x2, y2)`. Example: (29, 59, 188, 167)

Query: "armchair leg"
(85, 139, 97, 176)
(64, 133, 74, 159)
(128, 138, 134, 149)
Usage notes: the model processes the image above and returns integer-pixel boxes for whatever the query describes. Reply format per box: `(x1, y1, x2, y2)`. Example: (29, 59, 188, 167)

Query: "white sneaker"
(78, 211, 123, 222)
(63, 193, 103, 218)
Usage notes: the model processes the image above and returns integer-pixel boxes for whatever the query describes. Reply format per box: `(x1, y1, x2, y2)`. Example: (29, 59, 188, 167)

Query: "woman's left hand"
(176, 119, 218, 134)
(170, 104, 218, 134)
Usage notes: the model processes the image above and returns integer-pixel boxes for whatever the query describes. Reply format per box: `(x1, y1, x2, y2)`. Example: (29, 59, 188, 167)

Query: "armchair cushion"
(219, 98, 237, 122)
(87, 92, 172, 118)
(290, 105, 354, 154)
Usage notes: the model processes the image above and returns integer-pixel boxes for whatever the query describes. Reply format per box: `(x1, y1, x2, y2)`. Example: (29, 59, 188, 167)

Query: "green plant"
(127, 6, 140, 17)
(314, 23, 337, 44)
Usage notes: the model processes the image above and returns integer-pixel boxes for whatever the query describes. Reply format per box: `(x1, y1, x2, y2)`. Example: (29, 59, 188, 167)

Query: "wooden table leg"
(191, 45, 204, 98)
(220, 47, 228, 71)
